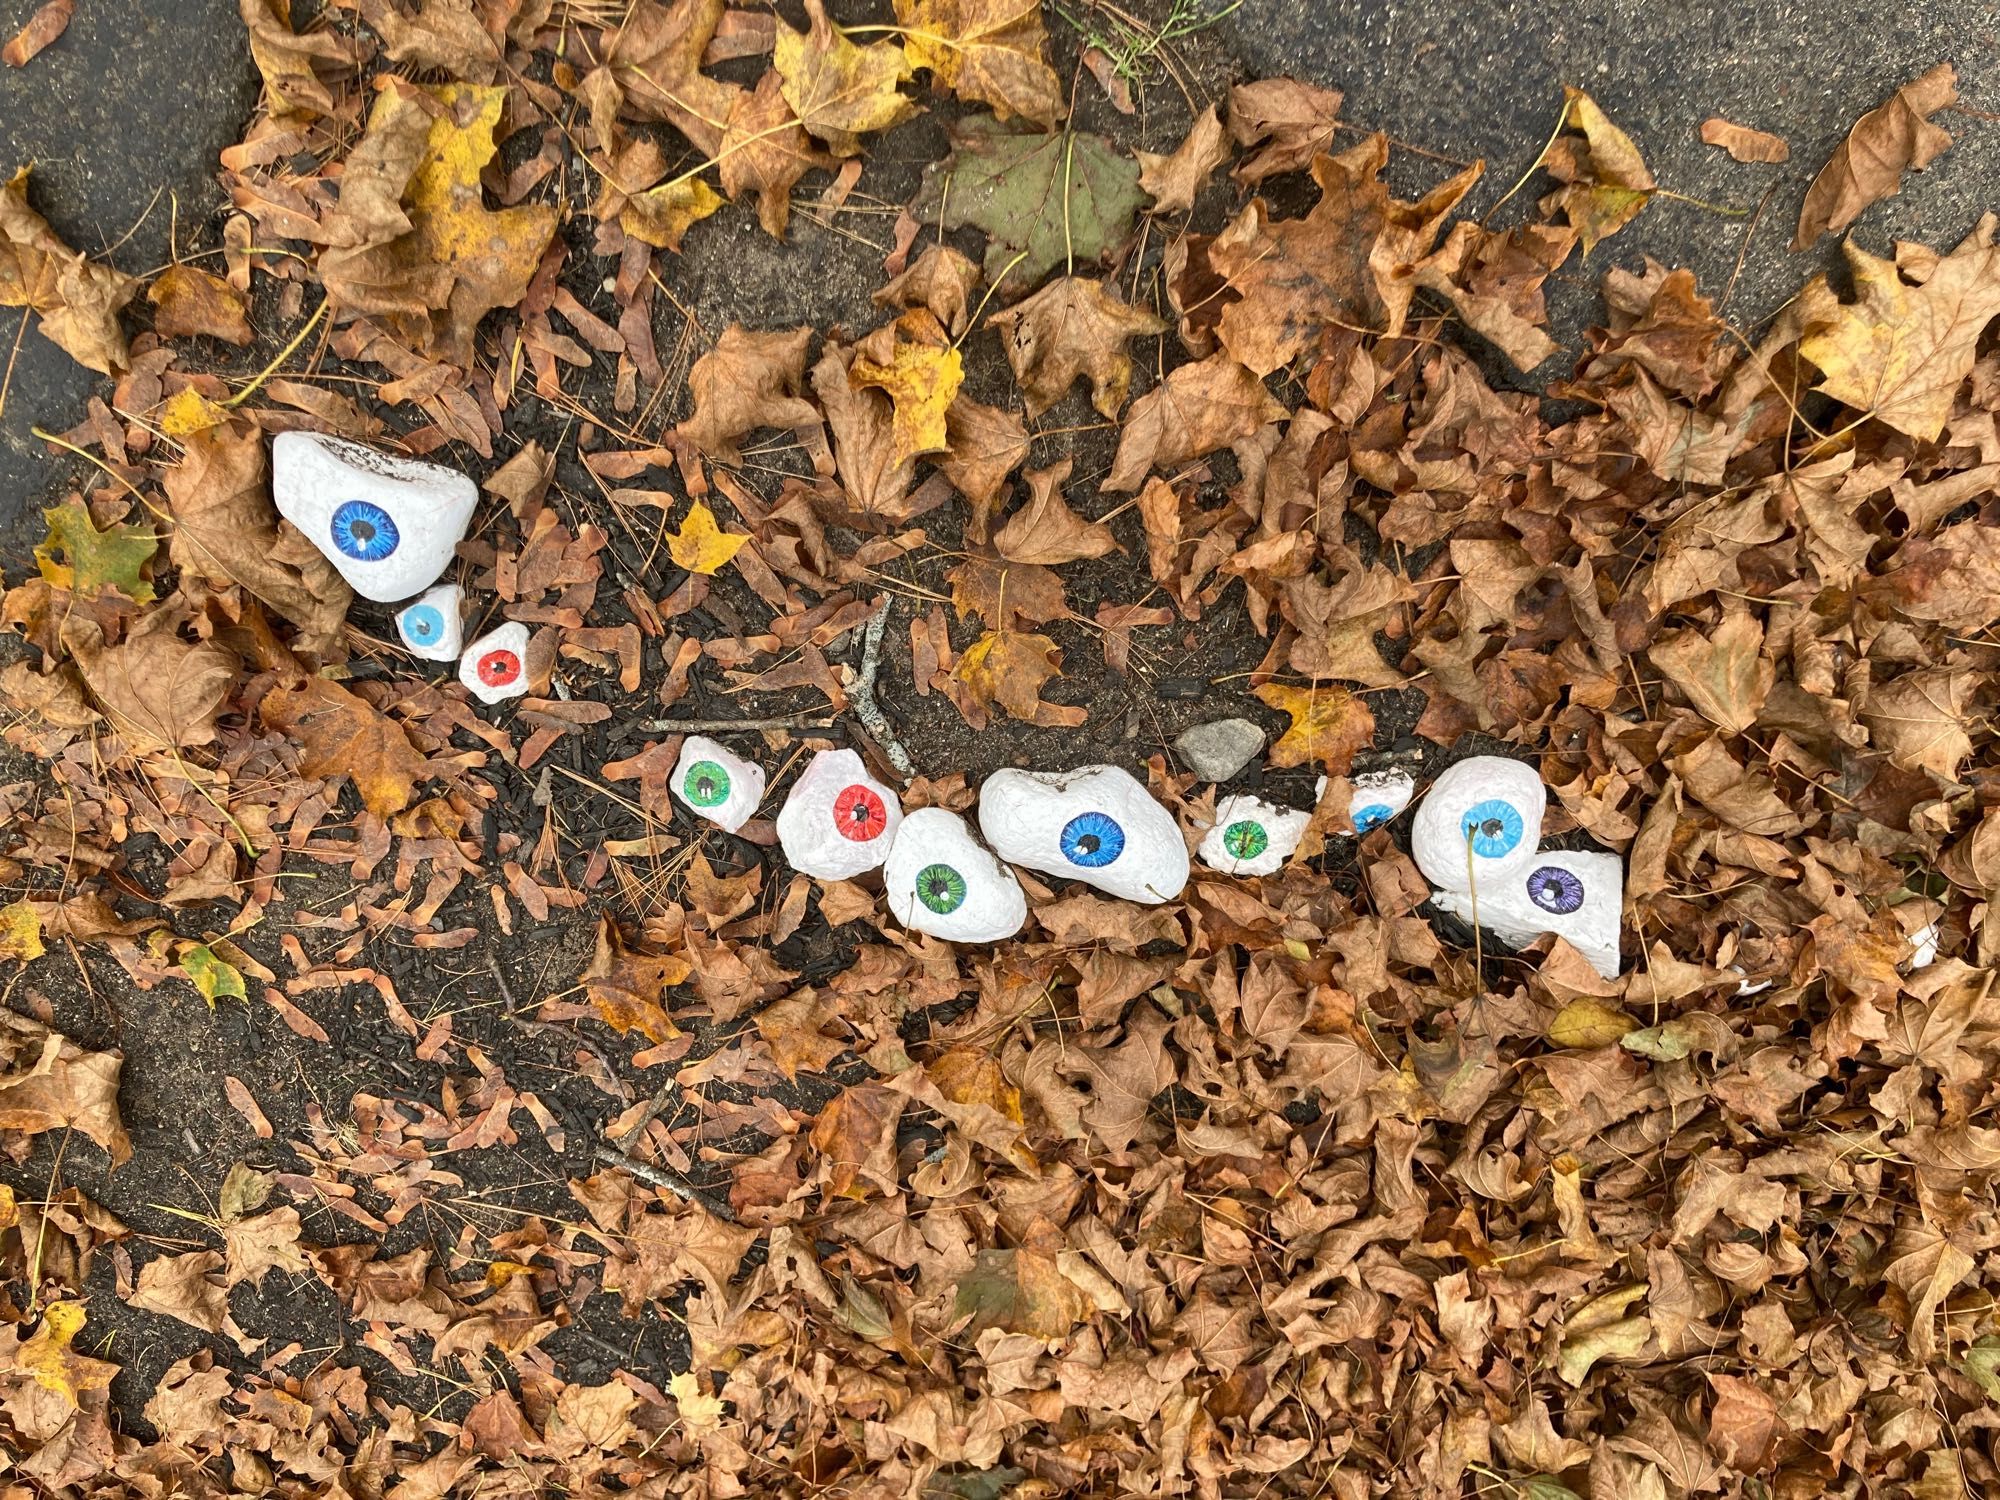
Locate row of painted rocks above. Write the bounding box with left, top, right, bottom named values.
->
left=270, top=433, right=530, bottom=705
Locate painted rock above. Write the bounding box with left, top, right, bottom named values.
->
left=459, top=621, right=530, bottom=704
left=1344, top=769, right=1415, bottom=834
left=1411, top=755, right=1546, bottom=893
left=883, top=807, right=1026, bottom=942
left=271, top=431, right=478, bottom=603
left=776, top=748, right=903, bottom=879
left=1197, top=793, right=1309, bottom=877
left=396, top=582, right=463, bottom=661
left=1431, top=848, right=1623, bottom=978
left=670, top=735, right=766, bottom=833
left=978, top=764, right=1188, bottom=904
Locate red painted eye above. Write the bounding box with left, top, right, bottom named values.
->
left=832, top=783, right=886, bottom=842
left=477, top=650, right=521, bottom=687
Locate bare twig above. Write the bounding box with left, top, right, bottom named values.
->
left=851, top=596, right=915, bottom=779
left=646, top=714, right=837, bottom=732
left=592, top=1144, right=738, bottom=1222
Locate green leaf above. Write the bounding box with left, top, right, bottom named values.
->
left=35, top=497, right=157, bottom=603
left=218, top=1161, right=273, bottom=1223
left=179, top=944, right=246, bottom=1007
left=0, top=900, right=44, bottom=962
left=921, top=1468, right=1029, bottom=1500
left=952, top=1247, right=1089, bottom=1338
left=1519, top=1479, right=1584, bottom=1500
left=1964, top=1335, right=2000, bottom=1400
left=915, top=116, right=1143, bottom=296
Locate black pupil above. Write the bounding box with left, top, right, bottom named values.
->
left=697, top=778, right=714, bottom=796
left=928, top=876, right=949, bottom=895
left=1077, top=834, right=1100, bottom=854
left=1480, top=818, right=1504, bottom=837
left=351, top=518, right=375, bottom=542
left=851, top=805, right=870, bottom=822
left=1543, top=881, right=1559, bottom=898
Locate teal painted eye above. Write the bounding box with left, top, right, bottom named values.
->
left=1461, top=799, right=1524, bottom=858
left=1060, top=811, right=1125, bottom=868
left=1222, top=821, right=1268, bottom=859
left=1353, top=802, right=1392, bottom=831
left=916, top=863, right=966, bottom=914
left=684, top=761, right=731, bottom=808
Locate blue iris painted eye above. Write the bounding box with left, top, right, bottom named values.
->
left=1460, top=799, right=1524, bottom=858
left=401, top=603, right=443, bottom=642
left=1527, top=866, right=1585, bottom=915
left=1353, top=802, right=1393, bottom=832
left=1059, top=811, right=1125, bottom=868
left=330, top=500, right=400, bottom=562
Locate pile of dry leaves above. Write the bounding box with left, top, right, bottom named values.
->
left=1, top=3, right=1998, bottom=1497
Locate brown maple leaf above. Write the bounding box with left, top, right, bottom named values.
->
left=893, top=0, right=1063, bottom=128
left=936, top=397, right=1030, bottom=540
left=989, top=275, right=1165, bottom=419
left=63, top=606, right=237, bottom=750
left=873, top=244, right=982, bottom=336
left=1794, top=62, right=1955, bottom=249
left=810, top=341, right=918, bottom=521
left=1228, top=77, right=1342, bottom=183
left=598, top=0, right=742, bottom=155
left=260, top=674, right=433, bottom=818
left=951, top=629, right=1087, bottom=728
left=581, top=918, right=691, bottom=1044
left=0, top=1013, right=131, bottom=1165
left=775, top=0, right=917, bottom=156
left=0, top=166, right=137, bottom=375
left=1700, top=118, right=1788, bottom=164
left=947, top=551, right=1067, bottom=629
left=1106, top=353, right=1283, bottom=491
left=148, top=265, right=252, bottom=346
left=679, top=325, right=821, bottom=461
left=1136, top=103, right=1231, bottom=215
left=718, top=71, right=824, bottom=238
left=992, top=459, right=1117, bottom=565
left=809, top=1081, right=904, bottom=1199
left=1541, top=88, right=1654, bottom=254
left=1648, top=609, right=1773, bottom=735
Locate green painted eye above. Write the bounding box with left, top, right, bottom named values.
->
left=1222, top=820, right=1269, bottom=859
left=684, top=760, right=731, bottom=808
left=915, top=863, right=967, bottom=915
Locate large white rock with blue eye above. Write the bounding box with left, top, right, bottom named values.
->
left=458, top=620, right=530, bottom=704
left=977, top=764, right=1188, bottom=904
left=271, top=431, right=478, bottom=603
left=396, top=582, right=463, bottom=661
left=1344, top=769, right=1415, bottom=835
left=776, top=748, right=902, bottom=879
left=1412, top=755, right=1546, bottom=893
left=1431, top=848, right=1623, bottom=978
left=883, top=807, right=1026, bottom=942
left=669, top=734, right=766, bottom=833
left=1198, top=793, right=1308, bottom=877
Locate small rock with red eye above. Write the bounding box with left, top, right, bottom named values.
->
left=458, top=621, right=531, bottom=705
left=776, top=748, right=904, bottom=879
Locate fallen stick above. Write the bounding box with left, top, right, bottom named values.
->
left=647, top=714, right=838, bottom=732
left=851, top=595, right=915, bottom=778
left=592, top=1143, right=739, bottom=1222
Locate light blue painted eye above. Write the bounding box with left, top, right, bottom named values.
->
left=1353, top=802, right=1393, bottom=831
left=330, top=500, right=400, bottom=561
left=1059, top=811, right=1125, bottom=868
left=1461, top=799, right=1524, bottom=858
left=401, top=603, right=443, bottom=642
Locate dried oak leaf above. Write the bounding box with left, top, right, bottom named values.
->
left=582, top=918, right=691, bottom=1044
left=147, top=265, right=253, bottom=345
left=873, top=244, right=982, bottom=336
left=993, top=459, right=1116, bottom=564
left=1541, top=88, right=1654, bottom=254
left=719, top=71, right=823, bottom=238
left=1797, top=214, right=2000, bottom=442
left=915, top=113, right=1143, bottom=294
left=35, top=497, right=156, bottom=603
left=989, top=275, right=1165, bottom=418
left=1794, top=62, right=1955, bottom=249
left=774, top=0, right=916, bottom=156
left=850, top=310, right=963, bottom=462
left=680, top=324, right=821, bottom=461
left=1136, top=103, right=1231, bottom=215
left=1647, top=609, right=1773, bottom=735
left=3, top=0, right=71, bottom=67
left=665, top=500, right=750, bottom=576
left=1255, top=682, right=1375, bottom=774
left=1228, top=77, right=1342, bottom=183
left=598, top=0, right=741, bottom=155
left=0, top=1015, right=131, bottom=1165
left=1106, top=353, right=1283, bottom=492
left=260, top=674, right=433, bottom=818
left=893, top=0, right=1063, bottom=128
left=316, top=82, right=558, bottom=367
left=0, top=166, right=137, bottom=374
left=165, top=420, right=352, bottom=657
left=952, top=629, right=1087, bottom=728
left=1700, top=118, right=1788, bottom=164
left=64, top=607, right=237, bottom=750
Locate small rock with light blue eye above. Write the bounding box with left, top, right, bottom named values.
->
left=272, top=431, right=478, bottom=602
left=1340, top=769, right=1414, bottom=836
left=979, top=764, right=1188, bottom=904
left=1411, top=755, right=1546, bottom=892
left=396, top=583, right=464, bottom=662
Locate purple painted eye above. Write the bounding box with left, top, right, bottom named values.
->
left=1527, top=865, right=1584, bottom=915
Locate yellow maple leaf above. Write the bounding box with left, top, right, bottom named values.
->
left=850, top=336, right=962, bottom=463
left=1255, top=682, right=1376, bottom=774
left=620, top=177, right=724, bottom=252
left=892, top=0, right=1063, bottom=127
left=0, top=899, right=46, bottom=962
left=667, top=501, right=750, bottom=576
left=952, top=629, right=1086, bottom=728
left=158, top=385, right=230, bottom=439
left=669, top=1370, right=726, bottom=1433
left=775, top=0, right=917, bottom=156
left=16, top=1302, right=118, bottom=1409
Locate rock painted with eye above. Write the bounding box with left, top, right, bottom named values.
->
left=1197, top=793, right=1309, bottom=877
left=458, top=621, right=530, bottom=705
left=776, top=748, right=903, bottom=879
left=1411, top=756, right=1546, bottom=893
left=271, top=432, right=478, bottom=602
left=1344, top=769, right=1415, bottom=835
left=883, top=807, right=1027, bottom=942
left=396, top=583, right=464, bottom=661
left=670, top=735, right=766, bottom=833
left=978, top=764, right=1188, bottom=904
left=1431, top=848, right=1623, bottom=978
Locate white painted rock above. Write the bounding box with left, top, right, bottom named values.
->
left=458, top=621, right=530, bottom=704
left=1198, top=794, right=1309, bottom=877
left=776, top=748, right=902, bottom=879
left=396, top=583, right=463, bottom=661
left=670, top=735, right=766, bottom=833
left=1344, top=769, right=1415, bottom=835
left=271, top=431, right=478, bottom=603
left=883, top=807, right=1026, bottom=942
left=1412, top=756, right=1546, bottom=893
left=1432, top=848, right=1623, bottom=978
left=978, top=764, right=1189, bottom=904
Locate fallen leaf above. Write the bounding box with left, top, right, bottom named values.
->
left=1255, top=682, right=1375, bottom=774
left=850, top=314, right=964, bottom=461
left=35, top=497, right=157, bottom=604
left=65, top=607, right=238, bottom=751
left=1542, top=88, right=1654, bottom=254
left=131, top=1250, right=229, bottom=1334
left=223, top=1209, right=308, bottom=1288
left=1863, top=667, right=1975, bottom=780
left=260, top=674, right=433, bottom=818
left=1228, top=77, right=1342, bottom=182
left=916, top=114, right=1143, bottom=294
left=599, top=0, right=742, bottom=155
left=240, top=0, right=351, bottom=120
left=1137, top=104, right=1230, bottom=215
left=1699, top=118, right=1788, bottom=164
left=9, top=1303, right=115, bottom=1408
left=1549, top=998, right=1639, bottom=1049
left=668, top=1370, right=727, bottom=1433
left=718, top=71, right=822, bottom=238
left=989, top=275, right=1165, bottom=418
left=1647, top=609, right=1773, bottom=735
left=810, top=1081, right=904, bottom=1198
left=180, top=945, right=247, bottom=1007
left=992, top=460, right=1116, bottom=564
left=666, top=500, right=752, bottom=576
left=937, top=397, right=1029, bottom=535
left=0, top=165, right=137, bottom=374
left=953, top=629, right=1088, bottom=728
left=679, top=324, right=820, bottom=461
left=582, top=919, right=690, bottom=1044
left=954, top=1248, right=1090, bottom=1337
left=1557, top=1284, right=1651, bottom=1385
left=1106, top=353, right=1283, bottom=491
left=147, top=265, right=253, bottom=345
left=812, top=342, right=917, bottom=520
left=0, top=1016, right=131, bottom=1164
left=0, top=901, right=45, bottom=962
left=1794, top=62, right=1955, bottom=249
left=893, top=0, right=1063, bottom=127
left=621, top=173, right=725, bottom=251
left=874, top=244, right=982, bottom=336
left=1799, top=213, right=2000, bottom=441
left=3, top=0, right=72, bottom=67
left=775, top=0, right=916, bottom=156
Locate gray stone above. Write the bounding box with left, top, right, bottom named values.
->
left=1174, top=718, right=1267, bottom=782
